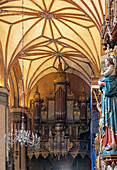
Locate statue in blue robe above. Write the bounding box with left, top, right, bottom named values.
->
left=98, top=56, right=117, bottom=151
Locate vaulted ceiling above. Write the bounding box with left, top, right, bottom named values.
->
left=0, top=0, right=106, bottom=105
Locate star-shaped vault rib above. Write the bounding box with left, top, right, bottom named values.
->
left=0, top=0, right=105, bottom=90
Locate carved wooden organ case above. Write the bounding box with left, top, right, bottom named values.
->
left=27, top=66, right=91, bottom=160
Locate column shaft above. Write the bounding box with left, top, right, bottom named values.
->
left=0, top=87, right=9, bottom=170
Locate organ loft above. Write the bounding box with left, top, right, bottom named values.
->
left=0, top=0, right=117, bottom=170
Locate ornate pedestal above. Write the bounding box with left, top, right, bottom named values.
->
left=101, top=150, right=117, bottom=169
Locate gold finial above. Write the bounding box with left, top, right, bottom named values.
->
left=35, top=85, right=38, bottom=93
left=79, top=86, right=88, bottom=101
left=54, top=63, right=66, bottom=84
left=33, top=85, right=40, bottom=100
left=58, top=62, right=63, bottom=72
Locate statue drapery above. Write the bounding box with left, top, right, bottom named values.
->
left=100, top=75, right=117, bottom=150
left=99, top=56, right=117, bottom=152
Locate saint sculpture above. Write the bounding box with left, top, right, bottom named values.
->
left=98, top=56, right=117, bottom=152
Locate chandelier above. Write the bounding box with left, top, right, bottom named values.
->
left=4, top=0, right=40, bottom=148
left=4, top=128, right=40, bottom=148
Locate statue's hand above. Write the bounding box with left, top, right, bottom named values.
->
left=98, top=80, right=102, bottom=85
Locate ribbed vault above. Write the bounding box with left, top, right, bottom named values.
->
left=0, top=0, right=106, bottom=104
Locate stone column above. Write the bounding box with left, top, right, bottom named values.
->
left=0, top=87, right=9, bottom=170
left=10, top=107, right=27, bottom=170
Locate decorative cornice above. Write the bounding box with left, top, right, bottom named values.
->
left=0, top=87, right=9, bottom=95
left=10, top=107, right=27, bottom=122
left=9, top=107, right=28, bottom=114
left=0, top=87, right=9, bottom=106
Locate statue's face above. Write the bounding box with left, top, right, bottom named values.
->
left=105, top=59, right=110, bottom=67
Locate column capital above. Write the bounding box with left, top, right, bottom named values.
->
left=0, top=87, right=9, bottom=106
left=0, top=87, right=9, bottom=94
left=10, top=107, right=27, bottom=123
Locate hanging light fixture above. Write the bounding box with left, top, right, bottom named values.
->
left=4, top=0, right=40, bottom=148
left=4, top=129, right=40, bottom=147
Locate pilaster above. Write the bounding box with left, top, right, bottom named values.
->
left=10, top=107, right=27, bottom=170
left=0, top=87, right=9, bottom=170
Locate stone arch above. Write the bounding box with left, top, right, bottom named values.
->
left=8, top=60, right=23, bottom=107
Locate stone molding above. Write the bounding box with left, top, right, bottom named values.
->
left=0, top=87, right=9, bottom=106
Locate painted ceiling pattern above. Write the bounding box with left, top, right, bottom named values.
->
left=0, top=0, right=106, bottom=92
